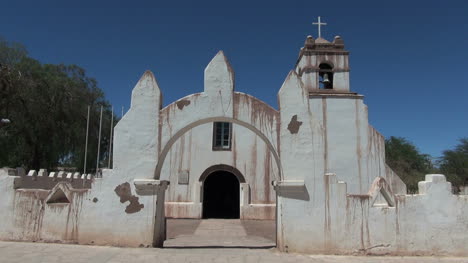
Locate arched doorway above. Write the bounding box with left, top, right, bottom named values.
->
left=202, top=170, right=240, bottom=219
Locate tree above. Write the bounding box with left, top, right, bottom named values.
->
left=385, top=136, right=434, bottom=193
left=439, top=138, right=468, bottom=191
left=0, top=37, right=116, bottom=173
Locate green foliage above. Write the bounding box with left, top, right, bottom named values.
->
left=0, top=37, right=116, bottom=172
left=385, top=136, right=434, bottom=193
left=439, top=138, right=468, bottom=190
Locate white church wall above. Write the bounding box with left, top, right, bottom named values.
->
left=332, top=71, right=350, bottom=92
left=0, top=71, right=166, bottom=247
left=275, top=70, right=468, bottom=255
left=113, top=71, right=161, bottom=181
left=155, top=52, right=281, bottom=186
left=277, top=70, right=327, bottom=251
left=0, top=51, right=281, bottom=247
left=309, top=96, right=375, bottom=194
left=276, top=171, right=468, bottom=255
left=154, top=52, right=280, bottom=220
left=161, top=115, right=277, bottom=220
left=307, top=96, right=402, bottom=195
left=310, top=96, right=361, bottom=191
left=336, top=174, right=468, bottom=256
left=0, top=168, right=158, bottom=247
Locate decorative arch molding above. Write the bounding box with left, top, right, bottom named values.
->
left=199, top=164, right=246, bottom=183
left=154, top=115, right=282, bottom=181
left=154, top=90, right=281, bottom=182
left=318, top=60, right=335, bottom=69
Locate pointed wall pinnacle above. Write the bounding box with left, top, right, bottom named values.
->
left=204, top=51, right=235, bottom=94
left=131, top=70, right=162, bottom=109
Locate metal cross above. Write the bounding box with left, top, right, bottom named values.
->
left=312, top=16, right=327, bottom=38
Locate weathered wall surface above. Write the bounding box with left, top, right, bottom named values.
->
left=155, top=52, right=281, bottom=184
left=275, top=71, right=468, bottom=256
left=308, top=96, right=392, bottom=194
left=321, top=173, right=468, bottom=256
left=0, top=51, right=280, bottom=247
left=162, top=122, right=277, bottom=219
left=0, top=71, right=164, bottom=247
left=156, top=51, right=280, bottom=220
left=113, top=70, right=161, bottom=181
left=275, top=170, right=468, bottom=255
left=0, top=168, right=157, bottom=247
left=277, top=70, right=326, bottom=250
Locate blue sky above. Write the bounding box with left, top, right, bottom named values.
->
left=1, top=0, right=467, bottom=159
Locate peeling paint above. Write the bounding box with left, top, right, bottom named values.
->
left=114, top=182, right=144, bottom=214
left=176, top=99, right=191, bottom=110
left=287, top=115, right=302, bottom=134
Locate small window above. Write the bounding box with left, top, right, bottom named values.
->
left=212, top=122, right=232, bottom=150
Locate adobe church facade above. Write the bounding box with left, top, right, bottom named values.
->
left=153, top=35, right=407, bottom=220
left=0, top=34, right=467, bottom=255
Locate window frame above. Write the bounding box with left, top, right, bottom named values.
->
left=212, top=122, right=232, bottom=151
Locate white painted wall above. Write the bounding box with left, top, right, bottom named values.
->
left=0, top=70, right=164, bottom=247
left=0, top=51, right=280, bottom=248
left=308, top=96, right=391, bottom=194
left=321, top=173, right=468, bottom=256
left=162, top=123, right=277, bottom=219
left=275, top=69, right=468, bottom=256
left=0, top=168, right=158, bottom=247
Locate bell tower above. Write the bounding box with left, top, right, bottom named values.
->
left=295, top=35, right=350, bottom=93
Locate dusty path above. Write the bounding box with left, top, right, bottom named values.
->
left=0, top=240, right=467, bottom=263
left=1, top=220, right=467, bottom=262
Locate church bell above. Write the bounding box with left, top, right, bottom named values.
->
left=322, top=73, right=330, bottom=83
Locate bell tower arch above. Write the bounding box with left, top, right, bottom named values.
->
left=295, top=35, right=350, bottom=92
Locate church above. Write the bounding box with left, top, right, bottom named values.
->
left=156, top=33, right=405, bottom=221
left=0, top=25, right=467, bottom=255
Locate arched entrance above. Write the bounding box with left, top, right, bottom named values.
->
left=202, top=170, right=240, bottom=219
left=164, top=166, right=276, bottom=249
left=152, top=93, right=282, bottom=247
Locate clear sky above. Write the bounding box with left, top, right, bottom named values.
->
left=2, top=0, right=467, bottom=159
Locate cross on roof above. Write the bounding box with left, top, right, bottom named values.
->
left=312, top=16, right=327, bottom=38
